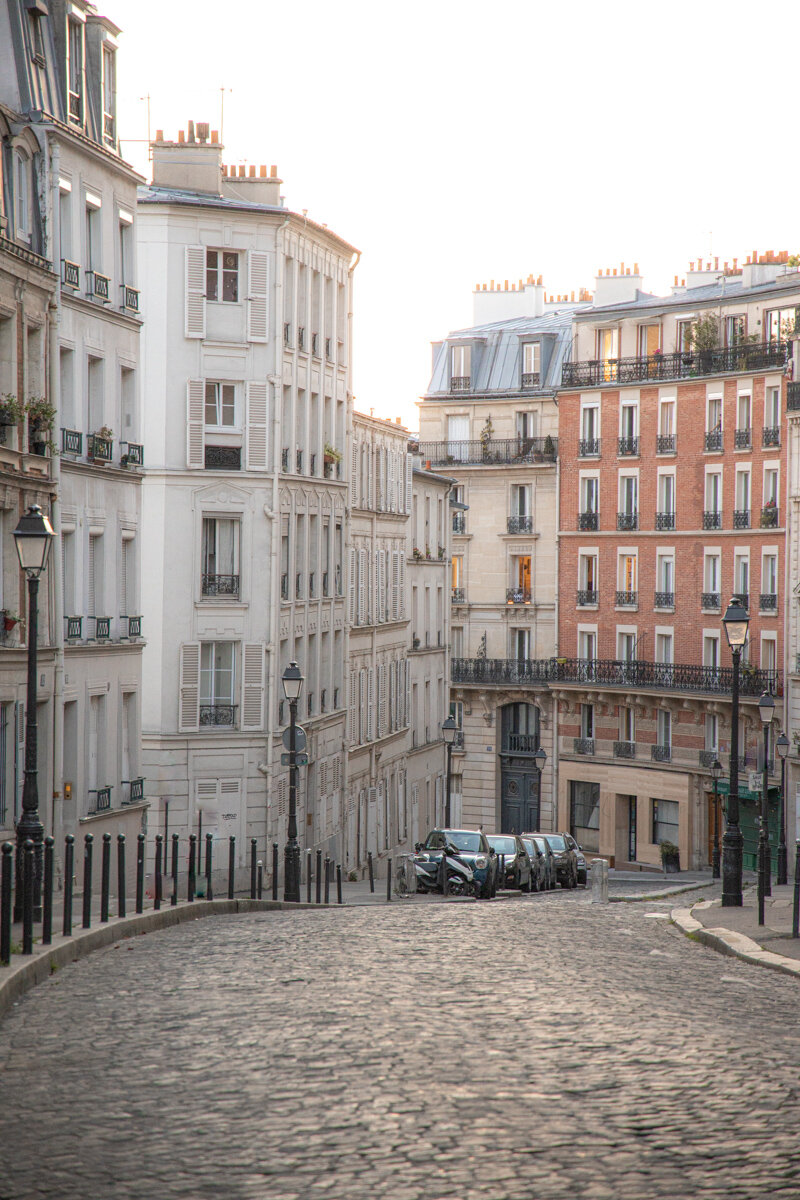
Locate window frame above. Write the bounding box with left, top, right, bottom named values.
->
left=206, top=249, right=240, bottom=304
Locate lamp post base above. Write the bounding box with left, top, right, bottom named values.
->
left=721, top=824, right=743, bottom=907
left=284, top=841, right=300, bottom=903
left=777, top=842, right=788, bottom=887
left=711, top=846, right=721, bottom=881
left=13, top=815, right=44, bottom=923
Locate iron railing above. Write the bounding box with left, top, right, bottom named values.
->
left=451, top=587, right=466, bottom=603
left=701, top=592, right=720, bottom=610
left=699, top=750, right=718, bottom=767
left=574, top=737, right=594, bottom=755
left=121, top=284, right=139, bottom=312
left=122, top=442, right=143, bottom=466
left=733, top=510, right=750, bottom=529
left=452, top=512, right=465, bottom=534
left=416, top=436, right=557, bottom=466
left=787, top=382, right=800, bottom=411
left=92, top=617, right=111, bottom=640
left=614, top=741, right=636, bottom=759
left=763, top=426, right=780, bottom=447
left=451, top=658, right=553, bottom=686
left=618, top=436, right=639, bottom=456
left=760, top=593, right=778, bottom=612
left=87, top=434, right=113, bottom=462
left=521, top=373, right=540, bottom=389
left=578, top=438, right=600, bottom=456
left=760, top=505, right=779, bottom=528
left=578, top=511, right=598, bottom=530
left=703, top=511, right=722, bottom=529
left=200, top=704, right=237, bottom=727
left=705, top=430, right=723, bottom=452
left=656, top=434, right=676, bottom=454
left=562, top=342, right=787, bottom=387
left=127, top=778, right=145, bottom=804
left=451, top=656, right=782, bottom=696
left=506, top=588, right=532, bottom=605
left=577, top=590, right=598, bottom=606
left=617, top=512, right=638, bottom=531
left=281, top=448, right=289, bottom=471
left=65, top=616, right=82, bottom=639
left=450, top=376, right=471, bottom=391
left=734, top=428, right=752, bottom=449
left=651, top=744, right=671, bottom=762
left=507, top=515, right=533, bottom=534
left=202, top=574, right=240, bottom=598
left=90, top=786, right=112, bottom=812
left=655, top=512, right=675, bottom=531
left=280, top=573, right=288, bottom=600
left=61, top=428, right=82, bottom=455
left=615, top=591, right=637, bottom=607
left=453, top=730, right=465, bottom=749
left=504, top=732, right=540, bottom=754
left=61, top=259, right=80, bottom=289
left=87, top=271, right=110, bottom=302
left=127, top=616, right=142, bottom=638
left=205, top=446, right=241, bottom=471
left=737, top=593, right=750, bottom=610
left=654, top=591, right=674, bottom=608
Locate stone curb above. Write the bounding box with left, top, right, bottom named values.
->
left=610, top=880, right=716, bottom=903
left=670, top=905, right=800, bottom=980
left=0, top=898, right=330, bottom=1019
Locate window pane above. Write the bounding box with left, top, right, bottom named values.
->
left=206, top=250, right=218, bottom=301
left=221, top=384, right=235, bottom=425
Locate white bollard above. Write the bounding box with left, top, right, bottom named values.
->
left=591, top=858, right=609, bottom=904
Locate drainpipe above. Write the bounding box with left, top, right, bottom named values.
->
left=341, top=249, right=360, bottom=865
left=48, top=136, right=64, bottom=858
left=552, top=426, right=560, bottom=829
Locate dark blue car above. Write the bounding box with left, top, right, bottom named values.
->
left=420, top=828, right=498, bottom=899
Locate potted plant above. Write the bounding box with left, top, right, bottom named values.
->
left=323, top=442, right=342, bottom=465
left=3, top=611, right=22, bottom=633
left=0, top=394, right=25, bottom=427
left=543, top=434, right=555, bottom=460
left=413, top=547, right=423, bottom=561
left=659, top=840, right=680, bottom=873
left=25, top=397, right=56, bottom=455
left=480, top=416, right=493, bottom=461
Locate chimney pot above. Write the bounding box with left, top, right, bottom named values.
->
left=270, top=165, right=277, bottom=178
left=613, top=269, right=617, bottom=276
left=178, top=130, right=185, bottom=143
left=211, top=130, right=219, bottom=144
left=155, top=128, right=164, bottom=142
left=260, top=165, right=267, bottom=178
left=238, top=165, right=245, bottom=178
left=634, top=262, right=639, bottom=274
left=249, top=165, right=256, bottom=177
left=187, top=120, right=195, bottom=142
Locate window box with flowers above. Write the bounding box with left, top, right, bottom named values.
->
left=26, top=397, right=56, bottom=456
left=0, top=394, right=25, bottom=443
left=88, top=425, right=114, bottom=463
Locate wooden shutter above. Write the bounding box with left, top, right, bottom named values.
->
left=358, top=549, right=367, bottom=625
left=404, top=658, right=410, bottom=728
left=348, top=548, right=356, bottom=626
left=405, top=455, right=412, bottom=514
left=185, top=245, right=206, bottom=338
left=247, top=250, right=268, bottom=342
left=389, top=660, right=396, bottom=731
left=391, top=551, right=400, bottom=621
left=179, top=643, right=200, bottom=731
left=351, top=440, right=359, bottom=506
left=240, top=642, right=265, bottom=730
left=349, top=670, right=357, bottom=743
left=246, top=381, right=268, bottom=470
left=359, top=669, right=367, bottom=744
left=373, top=549, right=380, bottom=625
left=186, top=379, right=205, bottom=469
left=377, top=663, right=386, bottom=738
left=367, top=668, right=375, bottom=741
left=87, top=535, right=96, bottom=616
left=399, top=550, right=405, bottom=620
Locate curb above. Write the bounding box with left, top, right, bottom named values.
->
left=610, top=880, right=716, bottom=903
left=670, top=905, right=800, bottom=980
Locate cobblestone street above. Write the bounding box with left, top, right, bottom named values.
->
left=2, top=892, right=800, bottom=1200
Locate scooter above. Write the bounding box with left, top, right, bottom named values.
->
left=413, top=843, right=474, bottom=896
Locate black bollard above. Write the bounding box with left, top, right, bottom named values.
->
left=171, top=833, right=178, bottom=906
left=117, top=834, right=126, bottom=918
left=205, top=832, right=213, bottom=901
left=323, top=856, right=329, bottom=904
left=1, top=842, right=12, bottom=964
left=154, top=835, right=163, bottom=911
left=316, top=849, right=322, bottom=904
left=368, top=851, right=374, bottom=894
left=82, top=834, right=93, bottom=929
left=188, top=834, right=196, bottom=902
left=306, top=850, right=312, bottom=903
left=793, top=841, right=800, bottom=940
left=136, top=833, right=145, bottom=914
left=337, top=863, right=343, bottom=904
left=42, top=836, right=54, bottom=946
left=228, top=836, right=235, bottom=900
left=386, top=858, right=392, bottom=903
left=249, top=839, right=257, bottom=900
left=63, top=835, right=74, bottom=936
left=499, top=854, right=505, bottom=891
left=273, top=842, right=279, bottom=902
left=100, top=833, right=111, bottom=922
left=22, top=839, right=34, bottom=954
left=441, top=848, right=449, bottom=898
left=257, top=861, right=263, bottom=899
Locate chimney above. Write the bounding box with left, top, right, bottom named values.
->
left=151, top=121, right=223, bottom=194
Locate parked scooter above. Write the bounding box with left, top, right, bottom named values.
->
left=413, top=842, right=475, bottom=896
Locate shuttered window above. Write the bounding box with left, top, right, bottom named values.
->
left=240, top=642, right=265, bottom=730
left=247, top=250, right=268, bottom=342
left=185, top=245, right=206, bottom=338
left=246, top=381, right=268, bottom=470
left=186, top=379, right=205, bottom=468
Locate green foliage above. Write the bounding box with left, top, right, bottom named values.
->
left=685, top=313, right=720, bottom=353
left=25, top=396, right=56, bottom=428
left=0, top=393, right=25, bottom=423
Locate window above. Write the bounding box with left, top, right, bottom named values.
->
left=29, top=11, right=45, bottom=64
left=578, top=553, right=597, bottom=601
left=618, top=632, right=637, bottom=662
left=509, top=555, right=531, bottom=602
left=206, top=250, right=239, bottom=303
left=88, top=533, right=102, bottom=618
left=735, top=468, right=750, bottom=513
left=119, top=217, right=133, bottom=285
left=200, top=642, right=236, bottom=715
left=657, top=473, right=675, bottom=516
left=703, top=553, right=720, bottom=606
left=705, top=471, right=722, bottom=514
left=736, top=393, right=751, bottom=438
left=580, top=404, right=599, bottom=443
left=765, top=306, right=799, bottom=342
left=763, top=467, right=779, bottom=506
left=205, top=381, right=236, bottom=427
left=516, top=411, right=538, bottom=440
left=85, top=201, right=100, bottom=272
left=446, top=414, right=469, bottom=459
left=102, top=45, right=115, bottom=140
left=707, top=394, right=722, bottom=433
left=202, top=518, right=240, bottom=596
left=522, top=342, right=540, bottom=379
left=67, top=19, right=83, bottom=119
left=656, top=554, right=674, bottom=596
left=652, top=798, right=679, bottom=846
left=726, top=315, right=746, bottom=346
left=703, top=635, right=720, bottom=670
left=450, top=344, right=471, bottom=382
left=451, top=626, right=463, bottom=658
left=511, top=484, right=530, bottom=516
left=596, top=328, right=619, bottom=360
left=765, top=385, right=780, bottom=430
left=705, top=714, right=718, bottom=753
left=619, top=706, right=635, bottom=743
left=656, top=633, right=673, bottom=663
left=734, top=553, right=749, bottom=605
left=761, top=636, right=777, bottom=677
left=451, top=554, right=463, bottom=592
left=659, top=399, right=675, bottom=436
left=618, top=553, right=637, bottom=597
left=581, top=476, right=599, bottom=513
left=677, top=320, right=693, bottom=353
left=638, top=324, right=660, bottom=356
left=619, top=475, right=638, bottom=514
left=512, top=628, right=530, bottom=659
left=657, top=709, right=672, bottom=748
left=620, top=403, right=638, bottom=439
left=59, top=186, right=72, bottom=262
left=762, top=554, right=778, bottom=603
left=14, top=152, right=29, bottom=239
left=570, top=780, right=599, bottom=854
left=581, top=704, right=594, bottom=739
left=578, top=630, right=596, bottom=660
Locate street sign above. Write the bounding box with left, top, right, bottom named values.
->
left=749, top=771, right=763, bottom=794
left=282, top=725, right=307, bottom=752
left=281, top=752, right=308, bottom=766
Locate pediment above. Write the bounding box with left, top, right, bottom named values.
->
left=194, top=481, right=251, bottom=506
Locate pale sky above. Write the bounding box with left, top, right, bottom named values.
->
left=112, top=0, right=800, bottom=431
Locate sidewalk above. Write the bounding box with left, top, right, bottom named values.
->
left=672, top=883, right=800, bottom=979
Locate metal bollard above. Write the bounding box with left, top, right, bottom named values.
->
left=154, top=835, right=163, bottom=911
left=273, top=843, right=280, bottom=902
left=1, top=842, right=12, bottom=964
left=22, top=839, right=34, bottom=954
left=117, top=834, right=126, bottom=919
left=368, top=851, right=375, bottom=894
left=205, top=832, right=213, bottom=901
left=136, top=833, right=145, bottom=914
left=316, top=849, right=322, bottom=904
left=188, top=834, right=196, bottom=902
left=257, top=861, right=263, bottom=900
left=228, top=836, right=235, bottom=900
left=82, top=834, right=93, bottom=929
left=386, top=858, right=392, bottom=902
left=250, top=839, right=257, bottom=899
left=324, top=856, right=330, bottom=904
left=337, top=863, right=343, bottom=904
left=42, top=836, right=54, bottom=945
left=306, top=849, right=312, bottom=903
left=793, top=841, right=800, bottom=940
left=499, top=854, right=505, bottom=891
left=171, top=833, right=178, bottom=907
left=591, top=858, right=609, bottom=904
left=100, top=833, right=111, bottom=922
left=441, top=849, right=448, bottom=898
left=63, top=835, right=74, bottom=936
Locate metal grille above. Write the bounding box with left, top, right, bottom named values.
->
left=617, top=512, right=638, bottom=531
left=701, top=592, right=720, bottom=610
left=704, top=430, right=723, bottom=452
left=733, top=428, right=752, bottom=449
left=417, top=436, right=557, bottom=465
left=762, top=426, right=780, bottom=447
left=65, top=616, right=82, bottom=639
left=62, top=259, right=80, bottom=289
left=507, top=515, right=533, bottom=534
left=651, top=745, right=671, bottom=762
left=128, top=616, right=142, bottom=637
left=578, top=511, right=598, bottom=531
left=93, top=617, right=111, bottom=639
left=576, top=590, right=598, bottom=606
left=202, top=574, right=240, bottom=598
left=204, top=445, right=241, bottom=470
left=574, top=738, right=594, bottom=755
left=614, top=741, right=636, bottom=759
left=703, top=511, right=722, bottom=529
left=654, top=591, right=674, bottom=607
left=732, top=510, right=750, bottom=529
left=656, top=434, right=676, bottom=453
left=450, top=376, right=471, bottom=391
left=88, top=434, right=112, bottom=462
left=122, top=285, right=139, bottom=312
left=506, top=588, right=532, bottom=604
left=760, top=505, right=779, bottom=528
left=788, top=382, right=800, bottom=411
left=61, top=428, right=82, bottom=455
left=760, top=593, right=778, bottom=611
left=200, top=705, right=237, bottom=727
left=521, top=373, right=540, bottom=389
left=578, top=438, right=600, bottom=456
left=451, top=587, right=466, bottom=603
left=615, top=591, right=637, bottom=607
left=617, top=436, right=639, bottom=456
left=124, top=442, right=144, bottom=465
left=655, top=512, right=675, bottom=530
left=562, top=342, right=787, bottom=387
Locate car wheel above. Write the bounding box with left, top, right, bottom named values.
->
left=571, top=867, right=579, bottom=889
left=578, top=870, right=587, bottom=887
left=522, top=872, right=531, bottom=893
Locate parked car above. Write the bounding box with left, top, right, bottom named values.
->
left=419, top=829, right=498, bottom=899
left=487, top=834, right=533, bottom=892
left=524, top=834, right=558, bottom=890
left=562, top=833, right=588, bottom=886
left=520, top=836, right=547, bottom=892
left=529, top=831, right=578, bottom=888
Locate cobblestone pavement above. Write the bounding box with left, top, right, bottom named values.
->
left=1, top=893, right=800, bottom=1200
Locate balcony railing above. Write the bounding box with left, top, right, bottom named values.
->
left=760, top=504, right=779, bottom=528
left=615, top=590, right=637, bottom=607
left=295, top=573, right=302, bottom=599
left=311, top=332, right=319, bottom=356
left=521, top=373, right=540, bottom=389
left=125, top=778, right=145, bottom=804
left=202, top=574, right=240, bottom=598
left=614, top=741, right=636, bottom=759
left=618, top=436, right=639, bottom=456
left=200, top=704, right=237, bottom=727
left=416, top=436, right=557, bottom=467
left=705, top=429, right=723, bottom=452
left=562, top=342, right=788, bottom=387
left=699, top=749, right=718, bottom=767
left=617, top=512, right=638, bottom=531
left=296, top=450, right=303, bottom=473
left=281, top=448, right=289, bottom=472
left=507, top=515, right=533, bottom=534
left=734, top=428, right=752, bottom=449
left=205, top=446, right=241, bottom=471
left=91, top=616, right=111, bottom=640
left=87, top=434, right=113, bottom=462
left=451, top=656, right=782, bottom=697
left=504, top=732, right=540, bottom=754
left=121, top=442, right=143, bottom=466
left=703, top=511, right=722, bottom=530
left=298, top=327, right=305, bottom=351
left=574, top=737, right=594, bottom=755
left=655, top=511, right=675, bottom=531
left=788, top=382, right=800, bottom=412
left=506, top=588, right=532, bottom=605
left=87, top=271, right=110, bottom=302
left=65, top=616, right=82, bottom=639
left=763, top=426, right=780, bottom=448
left=654, top=591, right=674, bottom=608
left=453, top=729, right=465, bottom=749
left=452, top=512, right=465, bottom=534
left=61, top=428, right=82, bottom=455
left=656, top=434, right=676, bottom=454
left=451, top=587, right=466, bottom=604
left=736, top=592, right=749, bottom=611
left=578, top=511, right=598, bottom=531
left=701, top=592, right=720, bottom=610
left=577, top=589, right=598, bottom=606
left=61, top=259, right=80, bottom=289
left=760, top=593, right=778, bottom=612
left=89, top=786, right=112, bottom=813
left=733, top=509, right=750, bottom=529
left=280, top=573, right=288, bottom=600
left=651, top=744, right=671, bottom=762
left=450, top=376, right=471, bottom=392
left=284, top=323, right=291, bottom=346
left=578, top=438, right=600, bottom=457
left=121, top=284, right=139, bottom=312
left=127, top=616, right=142, bottom=638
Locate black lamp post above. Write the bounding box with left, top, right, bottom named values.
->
left=534, top=747, right=547, bottom=825
left=12, top=504, right=55, bottom=922
left=721, top=596, right=748, bottom=907
left=442, top=717, right=457, bottom=828
left=757, top=691, right=775, bottom=923
left=711, top=758, right=722, bottom=880
left=777, top=732, right=790, bottom=886
left=282, top=661, right=303, bottom=903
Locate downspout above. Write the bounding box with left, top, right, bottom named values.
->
left=48, top=136, right=64, bottom=857
left=342, top=248, right=360, bottom=864
left=552, top=413, right=560, bottom=830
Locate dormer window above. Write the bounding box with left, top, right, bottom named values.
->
left=522, top=342, right=540, bottom=387
left=450, top=344, right=471, bottom=391
left=14, top=152, right=30, bottom=242
left=67, top=18, right=83, bottom=122
left=28, top=11, right=45, bottom=67
left=102, top=45, right=116, bottom=142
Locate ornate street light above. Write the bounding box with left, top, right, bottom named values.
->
left=281, top=661, right=304, bottom=902
left=757, top=691, right=775, bottom=923
left=534, top=747, right=547, bottom=823
left=441, top=717, right=457, bottom=828
left=776, top=732, right=790, bottom=885
left=12, top=504, right=55, bottom=922
left=721, top=596, right=749, bottom=907
left=711, top=758, right=723, bottom=880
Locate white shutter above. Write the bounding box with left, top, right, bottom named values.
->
left=378, top=663, right=386, bottom=738
left=247, top=250, right=268, bottom=343
left=351, top=441, right=358, bottom=506
left=87, top=535, right=96, bottom=616
left=358, top=549, right=367, bottom=625
left=380, top=550, right=387, bottom=622
left=179, top=643, right=201, bottom=731
left=374, top=550, right=380, bottom=625
left=391, top=551, right=400, bottom=621
left=240, top=642, right=265, bottom=730
left=367, top=667, right=375, bottom=742
left=388, top=452, right=395, bottom=511
left=185, top=245, right=206, bottom=338
left=399, top=551, right=405, bottom=620
left=348, top=548, right=357, bottom=626
left=405, top=455, right=412, bottom=514
left=186, top=379, right=205, bottom=469
left=377, top=448, right=385, bottom=511
left=404, top=658, right=410, bottom=728
left=359, top=669, right=367, bottom=744
left=246, top=381, right=268, bottom=471
left=389, top=660, right=396, bottom=731
left=349, top=670, right=357, bottom=743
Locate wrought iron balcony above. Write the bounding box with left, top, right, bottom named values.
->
left=91, top=616, right=111, bottom=640
left=452, top=658, right=553, bottom=687
left=200, top=704, right=237, bottom=727
left=451, top=587, right=466, bottom=604
left=65, top=616, right=82, bottom=639
left=453, top=729, right=465, bottom=749
left=760, top=593, right=778, bottom=612
left=450, top=376, right=471, bottom=392
left=618, top=436, right=639, bottom=456
left=614, top=741, right=636, bottom=759
left=655, top=511, right=675, bottom=531
left=507, top=515, right=533, bottom=534
left=506, top=587, right=532, bottom=605
left=654, top=591, right=674, bottom=608
left=651, top=744, right=671, bottom=762
left=87, top=271, right=110, bottom=302
left=89, top=786, right=112, bottom=812
left=202, top=574, right=240, bottom=598
left=296, top=450, right=303, bottom=473
left=121, top=284, right=139, bottom=312
left=760, top=504, right=779, bottom=528
left=325, top=337, right=332, bottom=360
left=574, top=737, right=594, bottom=755
left=61, top=259, right=80, bottom=289
left=416, top=436, right=557, bottom=467
left=452, top=512, right=466, bottom=534
left=521, top=373, right=540, bottom=389
left=87, top=433, right=113, bottom=462
left=295, top=573, right=302, bottom=599
left=703, top=511, right=722, bottom=530
left=61, top=427, right=82, bottom=455
left=281, top=448, right=289, bottom=471
left=311, top=332, right=319, bottom=356
left=762, top=426, right=780, bottom=448
left=280, top=573, right=288, bottom=600
left=127, top=616, right=142, bottom=638
left=576, top=589, right=598, bottom=606
left=578, top=438, right=600, bottom=457
left=615, top=590, right=637, bottom=607
left=788, top=381, right=800, bottom=411
left=617, top=512, right=638, bottom=531
left=578, top=511, right=598, bottom=531
left=701, top=592, right=720, bottom=610
left=562, top=342, right=787, bottom=388
left=204, top=445, right=241, bottom=471
left=122, top=442, right=144, bottom=466
left=126, top=778, right=145, bottom=804
left=656, top=434, right=676, bottom=454
left=734, top=428, right=752, bottom=449
left=322, top=570, right=329, bottom=596
left=284, top=322, right=291, bottom=346
left=309, top=453, right=316, bottom=476
left=732, top=509, right=750, bottom=529
left=504, top=731, right=540, bottom=754
left=705, top=430, right=723, bottom=452
left=736, top=592, right=749, bottom=610
left=699, top=749, right=718, bottom=767
left=297, top=326, right=305, bottom=351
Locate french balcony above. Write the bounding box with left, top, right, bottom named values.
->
left=701, top=592, right=720, bottom=610
left=656, top=433, right=676, bottom=454
left=736, top=592, right=750, bottom=610
left=788, top=381, right=800, bottom=411
left=65, top=616, right=82, bottom=640
left=61, top=427, right=82, bottom=455
left=280, top=573, right=288, bottom=600
left=416, top=436, right=557, bottom=467
left=763, top=426, right=780, bottom=448
left=561, top=342, right=788, bottom=388
left=651, top=744, right=671, bottom=763
left=699, top=750, right=718, bottom=767
left=89, top=786, right=112, bottom=813
left=578, top=511, right=598, bottom=531
left=617, top=436, right=639, bottom=457
left=734, top=427, right=752, bottom=450
left=655, top=511, right=675, bottom=531
left=732, top=509, right=750, bottom=529
left=615, top=590, right=637, bottom=607
left=614, top=741, right=636, bottom=759
left=506, top=587, right=532, bottom=605
left=507, top=515, right=533, bottom=534
left=200, top=704, right=237, bottom=727
left=90, top=616, right=111, bottom=640
left=576, top=589, right=598, bottom=607
left=121, top=284, right=139, bottom=313
left=87, top=433, right=113, bottom=463
left=504, top=732, right=540, bottom=754
left=297, top=327, right=305, bottom=351
left=284, top=323, right=291, bottom=346
left=760, top=593, right=778, bottom=612
left=521, top=373, right=540, bottom=389
left=654, top=591, right=674, bottom=608
left=574, top=737, right=595, bottom=755
left=451, top=587, right=466, bottom=604
left=703, top=511, right=722, bottom=530
left=311, top=332, right=319, bottom=357
left=578, top=438, right=600, bottom=457
left=296, top=450, right=303, bottom=473
left=86, top=270, right=110, bottom=302
left=452, top=512, right=465, bottom=534
left=202, top=574, right=240, bottom=598
left=453, top=729, right=465, bottom=749
left=450, top=376, right=471, bottom=392
left=205, top=446, right=241, bottom=471
left=704, top=429, right=723, bottom=452
left=617, top=511, right=638, bottom=531
left=124, top=778, right=145, bottom=805
left=281, top=448, right=289, bottom=472
left=760, top=504, right=779, bottom=528
left=127, top=616, right=142, bottom=638
left=61, top=259, right=80, bottom=289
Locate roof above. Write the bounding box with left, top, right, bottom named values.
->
left=576, top=273, right=800, bottom=320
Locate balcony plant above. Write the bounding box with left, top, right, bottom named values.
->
left=26, top=396, right=57, bottom=455
left=543, top=434, right=555, bottom=459
left=0, top=394, right=25, bottom=427
left=413, top=546, right=423, bottom=561
left=323, top=441, right=342, bottom=465
left=3, top=611, right=22, bottom=632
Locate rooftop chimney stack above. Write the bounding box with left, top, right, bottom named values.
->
left=151, top=121, right=223, bottom=194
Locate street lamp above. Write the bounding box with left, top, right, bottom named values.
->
left=711, top=758, right=723, bottom=880
left=282, top=661, right=303, bottom=903
left=721, top=596, right=749, bottom=907
left=776, top=732, right=790, bottom=886
left=12, top=504, right=55, bottom=922
left=441, top=717, right=457, bottom=828
left=757, top=691, right=775, bottom=921
left=534, top=747, right=547, bottom=824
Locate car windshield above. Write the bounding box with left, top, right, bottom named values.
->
left=488, top=837, right=517, bottom=855
left=424, top=831, right=482, bottom=853
left=547, top=834, right=567, bottom=851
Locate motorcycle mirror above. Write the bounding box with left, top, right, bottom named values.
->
left=414, top=843, right=422, bottom=852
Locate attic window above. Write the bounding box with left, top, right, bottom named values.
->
left=28, top=11, right=45, bottom=65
